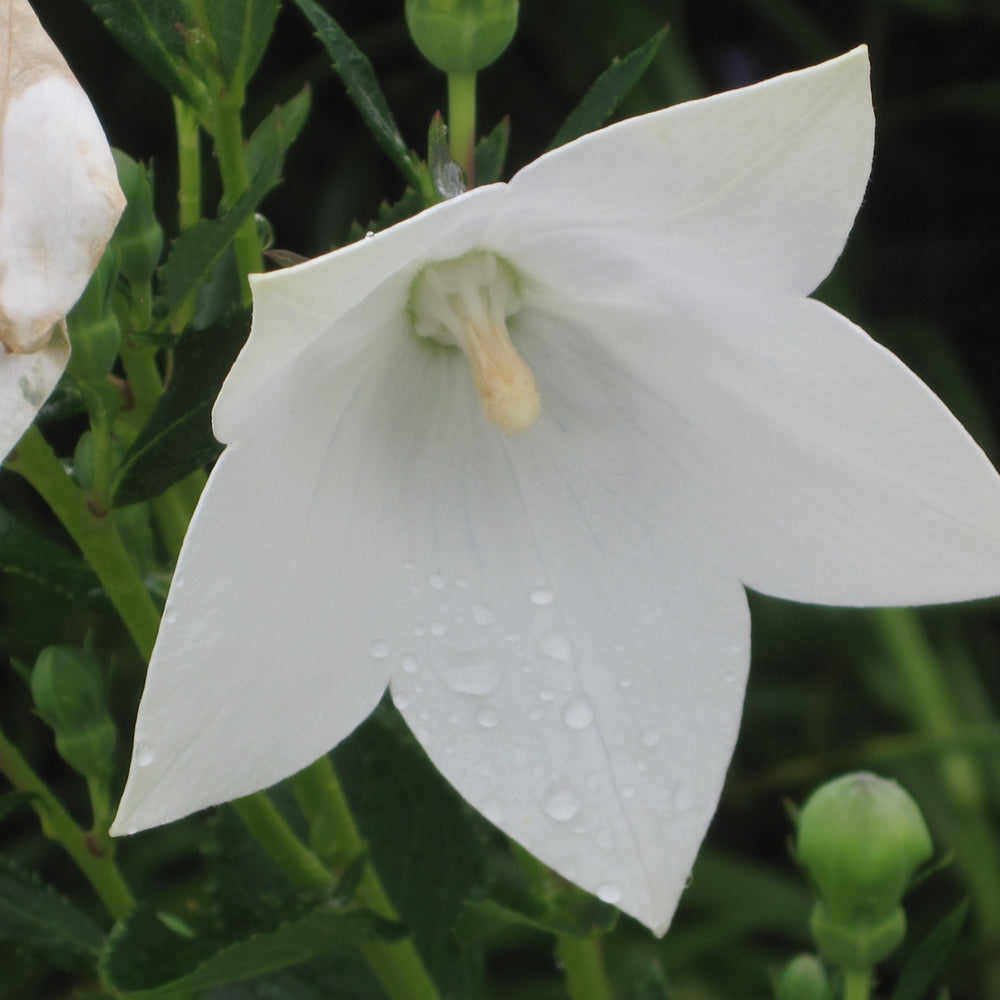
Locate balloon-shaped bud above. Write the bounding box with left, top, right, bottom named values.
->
left=796, top=772, right=932, bottom=969
left=112, top=150, right=164, bottom=292
left=65, top=244, right=121, bottom=382
left=776, top=954, right=830, bottom=1000
left=405, top=0, right=518, bottom=75
left=31, top=646, right=115, bottom=782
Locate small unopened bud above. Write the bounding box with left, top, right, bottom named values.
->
left=65, top=244, right=121, bottom=382
left=776, top=954, right=830, bottom=1000
left=31, top=646, right=115, bottom=782
left=112, top=150, right=164, bottom=291
left=406, top=0, right=519, bottom=75
left=796, top=772, right=932, bottom=970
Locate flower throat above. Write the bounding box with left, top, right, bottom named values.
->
left=409, top=250, right=540, bottom=434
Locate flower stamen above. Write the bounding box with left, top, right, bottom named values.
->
left=410, top=250, right=540, bottom=434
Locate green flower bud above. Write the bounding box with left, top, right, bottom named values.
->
left=406, top=0, right=518, bottom=75
left=776, top=954, right=830, bottom=1000
left=796, top=772, right=932, bottom=970
left=112, top=150, right=164, bottom=290
left=31, top=646, right=115, bottom=782
left=66, top=244, right=121, bottom=382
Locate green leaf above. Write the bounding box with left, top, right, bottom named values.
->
left=206, top=0, right=281, bottom=88
left=81, top=0, right=190, bottom=99
left=100, top=904, right=399, bottom=997
left=290, top=0, right=428, bottom=195
left=334, top=704, right=489, bottom=997
left=348, top=189, right=425, bottom=244
left=159, top=143, right=282, bottom=316
left=475, top=117, right=511, bottom=185
left=0, top=506, right=103, bottom=604
left=0, top=855, right=104, bottom=973
left=889, top=899, right=969, bottom=1000
left=246, top=87, right=314, bottom=182
left=548, top=27, right=668, bottom=150
left=111, top=311, right=251, bottom=507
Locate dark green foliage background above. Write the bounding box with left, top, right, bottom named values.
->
left=3, top=1, right=1000, bottom=998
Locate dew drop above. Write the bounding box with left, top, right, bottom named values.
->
left=529, top=587, right=555, bottom=606
left=444, top=656, right=502, bottom=696
left=370, top=639, right=391, bottom=659
left=162, top=610, right=178, bottom=627
left=430, top=621, right=447, bottom=637
left=456, top=577, right=469, bottom=589
left=393, top=692, right=411, bottom=710
left=597, top=828, right=615, bottom=851
left=596, top=881, right=622, bottom=904
left=401, top=655, right=420, bottom=674
left=472, top=604, right=497, bottom=626
left=622, top=785, right=636, bottom=799
left=562, top=697, right=594, bottom=731
left=540, top=632, right=572, bottom=662
left=475, top=706, right=500, bottom=729
left=674, top=784, right=694, bottom=811
left=539, top=688, right=556, bottom=702
left=642, top=729, right=661, bottom=748
left=414, top=727, right=430, bottom=743
left=619, top=677, right=632, bottom=690
left=413, top=624, right=426, bottom=637
left=527, top=707, right=545, bottom=722
left=135, top=743, right=155, bottom=767
left=429, top=574, right=446, bottom=590
left=544, top=787, right=581, bottom=822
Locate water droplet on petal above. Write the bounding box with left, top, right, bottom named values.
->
left=135, top=743, right=155, bottom=767
left=540, top=632, right=572, bottom=662
left=539, top=688, right=556, bottom=702
left=562, top=697, right=594, bottom=731
left=472, top=604, right=496, bottom=626
left=430, top=621, right=447, bottom=637
left=444, top=655, right=502, bottom=695
left=393, top=691, right=411, bottom=710
left=674, top=784, right=694, bottom=811
left=622, top=785, right=636, bottom=799
left=596, top=881, right=622, bottom=904
left=475, top=706, right=500, bottom=729
left=401, top=655, right=420, bottom=674
left=370, top=639, right=391, bottom=659
left=529, top=588, right=554, bottom=606
left=163, top=610, right=178, bottom=626
left=429, top=574, right=446, bottom=590
left=642, top=729, right=661, bottom=747
left=544, top=787, right=581, bottom=822
left=527, top=707, right=544, bottom=722
left=456, top=577, right=469, bottom=589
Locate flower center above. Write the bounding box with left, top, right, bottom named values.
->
left=409, top=250, right=540, bottom=434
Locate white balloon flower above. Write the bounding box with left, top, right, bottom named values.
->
left=112, top=47, right=1000, bottom=934
left=0, top=0, right=125, bottom=459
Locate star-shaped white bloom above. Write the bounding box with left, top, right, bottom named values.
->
left=0, top=0, right=125, bottom=459
left=112, top=48, right=1000, bottom=934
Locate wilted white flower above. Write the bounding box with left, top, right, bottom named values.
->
left=113, top=48, right=1000, bottom=934
left=0, top=0, right=125, bottom=458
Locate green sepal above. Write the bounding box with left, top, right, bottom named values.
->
left=0, top=506, right=104, bottom=605
left=548, top=26, right=668, bottom=150
left=0, top=854, right=104, bottom=973
left=206, top=0, right=280, bottom=89
left=80, top=0, right=190, bottom=100
left=475, top=116, right=510, bottom=184
left=888, top=898, right=969, bottom=1000
left=291, top=0, right=431, bottom=199
left=99, top=903, right=403, bottom=997
left=111, top=310, right=250, bottom=507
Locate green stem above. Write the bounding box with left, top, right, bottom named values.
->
left=172, top=97, right=202, bottom=333
left=875, top=609, right=985, bottom=809
left=6, top=426, right=160, bottom=661
left=842, top=967, right=871, bottom=1000
left=289, top=757, right=442, bottom=1000
left=231, top=793, right=332, bottom=890
left=0, top=723, right=133, bottom=919
left=447, top=72, right=477, bottom=183
left=209, top=91, right=263, bottom=301
left=555, top=935, right=612, bottom=1000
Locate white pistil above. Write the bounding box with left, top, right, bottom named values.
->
left=410, top=250, right=540, bottom=434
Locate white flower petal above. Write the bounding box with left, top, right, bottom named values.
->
left=493, top=47, right=872, bottom=300
left=0, top=327, right=69, bottom=460
left=386, top=314, right=750, bottom=933
left=0, top=0, right=125, bottom=353
left=112, top=299, right=419, bottom=834
left=214, top=184, right=508, bottom=443
left=541, top=287, right=1000, bottom=606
